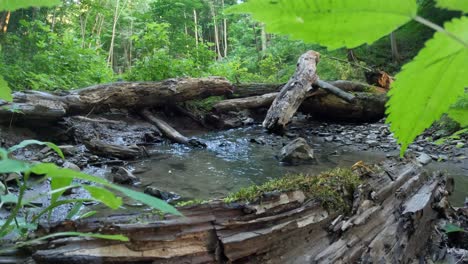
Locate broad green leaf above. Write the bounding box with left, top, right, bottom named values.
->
left=110, top=185, right=181, bottom=216
left=386, top=17, right=468, bottom=155
left=83, top=185, right=122, bottom=210
left=226, top=0, right=417, bottom=50
left=8, top=140, right=64, bottom=159
left=30, top=163, right=180, bottom=215
left=0, top=76, right=12, bottom=102
left=0, top=193, right=18, bottom=205
left=436, top=0, right=468, bottom=13
left=0, top=0, right=61, bottom=11
left=0, top=159, right=29, bottom=173
left=50, top=176, right=73, bottom=209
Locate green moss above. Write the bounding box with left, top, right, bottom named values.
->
left=175, top=199, right=207, bottom=207
left=224, top=168, right=361, bottom=212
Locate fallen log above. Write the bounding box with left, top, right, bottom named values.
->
left=0, top=77, right=233, bottom=124
left=29, top=159, right=451, bottom=263
left=141, top=108, right=206, bottom=147
left=214, top=82, right=384, bottom=122
left=83, top=139, right=143, bottom=160
left=263, top=51, right=320, bottom=132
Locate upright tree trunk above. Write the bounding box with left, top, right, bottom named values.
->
left=210, top=1, right=223, bottom=60
left=193, top=9, right=199, bottom=48
left=260, top=23, right=267, bottom=53
left=183, top=11, right=188, bottom=36
left=107, top=0, right=121, bottom=68
left=0, top=11, right=11, bottom=33
left=390, top=32, right=400, bottom=62
left=222, top=0, right=228, bottom=57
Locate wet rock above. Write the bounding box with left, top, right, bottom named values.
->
left=111, top=167, right=139, bottom=185
left=416, top=153, right=432, bottom=165
left=242, top=117, right=255, bottom=126
left=144, top=186, right=180, bottom=202
left=250, top=138, right=266, bottom=145
left=63, top=161, right=80, bottom=172
left=365, top=140, right=378, bottom=147
left=438, top=154, right=449, bottom=162
left=278, top=138, right=315, bottom=165
left=324, top=136, right=334, bottom=142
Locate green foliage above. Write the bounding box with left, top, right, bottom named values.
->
left=443, top=223, right=465, bottom=233
left=448, top=93, right=468, bottom=126
left=228, top=0, right=468, bottom=155
left=386, top=17, right=468, bottom=154
left=0, top=77, right=12, bottom=102
left=0, top=139, right=180, bottom=245
left=436, top=0, right=468, bottom=13
left=1, top=20, right=113, bottom=91
left=0, top=0, right=60, bottom=11
left=224, top=168, right=361, bottom=211
left=227, top=0, right=418, bottom=50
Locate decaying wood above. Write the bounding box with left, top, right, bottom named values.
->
left=214, top=81, right=384, bottom=122
left=263, top=51, right=320, bottom=132
left=0, top=77, right=233, bottom=124
left=84, top=139, right=143, bottom=159
left=141, top=108, right=206, bottom=147
left=315, top=79, right=355, bottom=103
left=30, top=159, right=450, bottom=263
left=231, top=83, right=284, bottom=98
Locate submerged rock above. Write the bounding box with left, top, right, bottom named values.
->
left=278, top=137, right=315, bottom=165
left=144, top=186, right=180, bottom=202
left=111, top=167, right=140, bottom=185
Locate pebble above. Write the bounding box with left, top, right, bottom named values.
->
left=417, top=153, right=432, bottom=165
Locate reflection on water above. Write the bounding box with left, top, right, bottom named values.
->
left=133, top=126, right=389, bottom=200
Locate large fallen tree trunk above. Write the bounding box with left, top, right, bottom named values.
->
left=30, top=159, right=450, bottom=263
left=0, top=77, right=233, bottom=124
left=214, top=82, right=385, bottom=122
left=262, top=51, right=356, bottom=132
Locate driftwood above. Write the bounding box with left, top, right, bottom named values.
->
left=83, top=140, right=143, bottom=160
left=30, top=159, right=450, bottom=263
left=0, top=77, right=233, bottom=124
left=141, top=108, right=206, bottom=147
left=263, top=51, right=320, bottom=132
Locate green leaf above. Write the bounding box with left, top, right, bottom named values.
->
left=66, top=203, right=83, bottom=220
left=0, top=0, right=61, bottom=11
left=443, top=223, right=465, bottom=233
left=110, top=185, right=181, bottom=216
left=83, top=185, right=122, bottom=210
left=226, top=0, right=417, bottom=50
left=436, top=0, right=468, bottom=13
left=0, top=159, right=29, bottom=173
left=386, top=17, right=468, bottom=155
left=0, top=76, right=12, bottom=102
left=78, top=211, right=97, bottom=219
left=50, top=176, right=73, bottom=209
left=8, top=140, right=64, bottom=159
left=30, top=163, right=180, bottom=215
left=0, top=193, right=18, bottom=206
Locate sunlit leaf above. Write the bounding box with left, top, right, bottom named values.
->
left=436, top=0, right=468, bottom=13
left=8, top=140, right=64, bottom=159
left=50, top=176, right=73, bottom=210
left=83, top=185, right=122, bottom=210
left=448, top=109, right=468, bottom=126
left=443, top=223, right=465, bottom=233
left=386, top=17, right=468, bottom=155
left=226, top=0, right=417, bottom=50
left=0, top=159, right=29, bottom=173
left=0, top=0, right=61, bottom=11
left=0, top=76, right=12, bottom=102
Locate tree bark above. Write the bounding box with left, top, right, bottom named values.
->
left=140, top=108, right=206, bottom=147
left=262, top=51, right=320, bottom=132
left=390, top=32, right=400, bottom=62
left=210, top=0, right=222, bottom=60
left=0, top=77, right=233, bottom=124
left=30, top=160, right=450, bottom=264
left=193, top=9, right=199, bottom=48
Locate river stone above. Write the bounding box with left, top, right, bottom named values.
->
left=144, top=186, right=180, bottom=202
left=416, top=153, right=432, bottom=165
left=112, top=167, right=139, bottom=185
left=279, top=138, right=315, bottom=165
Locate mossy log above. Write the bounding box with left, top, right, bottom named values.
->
left=0, top=77, right=233, bottom=124
left=30, top=159, right=449, bottom=263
